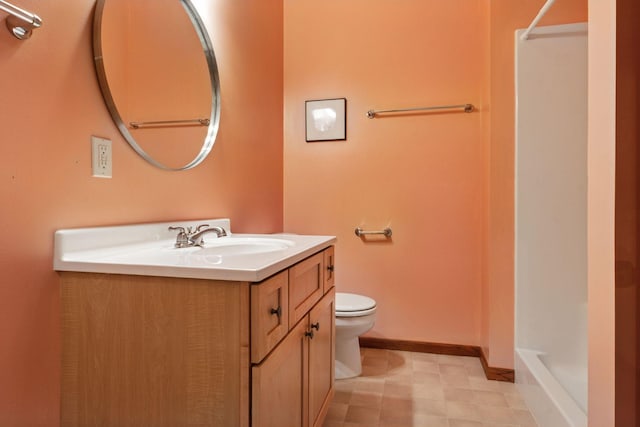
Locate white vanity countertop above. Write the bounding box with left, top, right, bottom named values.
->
left=54, top=219, right=336, bottom=282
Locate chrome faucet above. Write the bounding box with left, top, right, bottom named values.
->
left=188, top=225, right=227, bottom=247
left=168, top=224, right=227, bottom=248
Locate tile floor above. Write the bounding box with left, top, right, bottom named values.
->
left=323, top=347, right=538, bottom=427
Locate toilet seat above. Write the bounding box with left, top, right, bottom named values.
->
left=336, top=292, right=376, bottom=318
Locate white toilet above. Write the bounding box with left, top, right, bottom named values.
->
left=335, top=292, right=377, bottom=379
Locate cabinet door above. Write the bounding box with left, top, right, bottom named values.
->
left=308, top=289, right=335, bottom=427
left=289, top=252, right=324, bottom=327
left=252, top=317, right=309, bottom=427
left=250, top=271, right=289, bottom=363
left=323, top=246, right=335, bottom=293
left=60, top=273, right=250, bottom=427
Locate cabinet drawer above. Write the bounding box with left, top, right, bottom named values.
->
left=289, top=252, right=324, bottom=327
left=251, top=271, right=289, bottom=363
left=323, top=246, right=335, bottom=293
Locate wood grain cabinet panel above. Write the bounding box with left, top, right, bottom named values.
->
left=308, top=289, right=335, bottom=427
left=289, top=252, right=324, bottom=327
left=252, top=289, right=335, bottom=427
left=251, top=316, right=308, bottom=427
left=60, top=273, right=250, bottom=427
left=323, top=246, right=335, bottom=293
left=250, top=271, right=289, bottom=363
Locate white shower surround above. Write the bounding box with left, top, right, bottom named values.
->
left=514, top=22, right=588, bottom=427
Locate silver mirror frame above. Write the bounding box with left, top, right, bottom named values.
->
left=92, top=0, right=221, bottom=171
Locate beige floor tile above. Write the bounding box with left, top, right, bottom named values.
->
left=471, top=389, right=509, bottom=407
left=325, top=402, right=349, bottom=422
left=468, top=376, right=504, bottom=392
left=499, top=381, right=522, bottom=395
left=362, top=349, right=387, bottom=359
left=384, top=381, right=414, bottom=398
left=504, top=392, right=529, bottom=410
left=413, top=359, right=440, bottom=374
left=344, top=405, right=382, bottom=425
left=413, top=383, right=446, bottom=401
left=411, top=397, right=447, bottom=417
left=361, top=364, right=392, bottom=377
left=441, top=373, right=471, bottom=387
left=387, top=363, right=414, bottom=375
left=437, top=354, right=470, bottom=365
left=440, top=363, right=470, bottom=376
left=445, top=400, right=482, bottom=421
left=349, top=389, right=383, bottom=408
left=384, top=372, right=416, bottom=383
left=411, top=371, right=442, bottom=386
left=351, top=377, right=385, bottom=394
left=412, top=414, right=449, bottom=427
left=335, top=379, right=356, bottom=392
left=448, top=419, right=483, bottom=427
left=444, top=387, right=476, bottom=403
left=512, top=408, right=539, bottom=426
left=475, top=404, right=517, bottom=424
left=412, top=352, right=439, bottom=363
left=325, top=349, right=537, bottom=427
left=333, top=389, right=353, bottom=404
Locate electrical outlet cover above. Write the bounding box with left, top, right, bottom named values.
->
left=91, top=136, right=112, bottom=178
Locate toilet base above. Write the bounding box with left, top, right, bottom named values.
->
left=335, top=336, right=363, bottom=380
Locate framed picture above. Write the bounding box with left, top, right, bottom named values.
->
left=305, top=98, right=346, bottom=142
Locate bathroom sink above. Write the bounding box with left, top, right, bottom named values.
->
left=193, top=237, right=294, bottom=257
left=189, top=237, right=295, bottom=265
left=53, top=218, right=336, bottom=281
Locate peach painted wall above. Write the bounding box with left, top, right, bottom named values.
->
left=0, top=0, right=283, bottom=425
left=483, top=0, right=587, bottom=368
left=284, top=1, right=487, bottom=346
left=588, top=0, right=616, bottom=425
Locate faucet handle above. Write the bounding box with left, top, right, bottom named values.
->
left=168, top=226, right=189, bottom=248
left=195, top=224, right=210, bottom=233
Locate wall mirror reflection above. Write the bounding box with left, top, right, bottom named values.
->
left=93, top=0, right=220, bottom=170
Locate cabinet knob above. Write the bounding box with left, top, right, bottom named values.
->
left=305, top=330, right=314, bottom=339
left=327, top=265, right=334, bottom=273
left=311, top=322, right=320, bottom=331
left=270, top=306, right=282, bottom=318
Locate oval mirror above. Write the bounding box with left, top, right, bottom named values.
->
left=93, top=0, right=220, bottom=170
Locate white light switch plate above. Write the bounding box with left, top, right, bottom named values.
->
left=91, top=136, right=112, bottom=178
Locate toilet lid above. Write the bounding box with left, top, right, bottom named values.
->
left=336, top=292, right=376, bottom=313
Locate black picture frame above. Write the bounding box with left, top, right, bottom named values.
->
left=305, top=98, right=347, bottom=142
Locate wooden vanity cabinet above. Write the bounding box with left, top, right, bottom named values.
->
left=251, top=247, right=336, bottom=427
left=60, top=246, right=335, bottom=427
left=252, top=289, right=335, bottom=427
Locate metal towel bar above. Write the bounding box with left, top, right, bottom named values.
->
left=0, top=0, right=42, bottom=40
left=355, top=227, right=393, bottom=238
left=367, top=103, right=474, bottom=118
left=129, top=118, right=210, bottom=129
